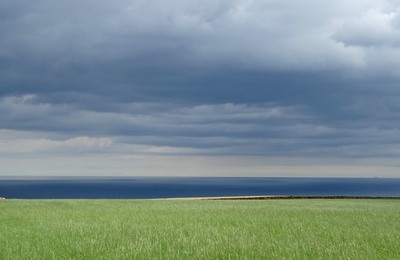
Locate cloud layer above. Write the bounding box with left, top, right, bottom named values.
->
left=2, top=0, right=400, bottom=73
left=1, top=0, right=400, bottom=176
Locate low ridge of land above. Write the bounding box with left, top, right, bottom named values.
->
left=161, top=195, right=400, bottom=200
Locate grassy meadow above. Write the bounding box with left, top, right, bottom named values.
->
left=1, top=199, right=399, bottom=259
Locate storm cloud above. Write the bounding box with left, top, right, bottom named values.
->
left=1, top=0, right=400, bottom=176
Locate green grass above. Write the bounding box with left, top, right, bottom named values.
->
left=1, top=199, right=399, bottom=259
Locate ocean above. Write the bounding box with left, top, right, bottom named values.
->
left=1, top=177, right=400, bottom=199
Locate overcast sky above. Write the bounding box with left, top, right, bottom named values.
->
left=1, top=0, right=400, bottom=177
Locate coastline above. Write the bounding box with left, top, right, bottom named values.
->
left=159, top=195, right=400, bottom=200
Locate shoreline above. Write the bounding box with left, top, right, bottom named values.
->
left=159, top=195, right=400, bottom=200
left=2, top=196, right=400, bottom=201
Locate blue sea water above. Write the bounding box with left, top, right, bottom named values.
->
left=0, top=177, right=399, bottom=199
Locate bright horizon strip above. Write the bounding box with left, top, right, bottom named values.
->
left=1, top=153, right=399, bottom=178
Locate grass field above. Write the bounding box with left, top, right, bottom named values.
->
left=1, top=199, right=399, bottom=259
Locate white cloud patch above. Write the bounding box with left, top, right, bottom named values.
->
left=334, top=6, right=400, bottom=48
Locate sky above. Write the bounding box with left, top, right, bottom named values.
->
left=1, top=0, right=400, bottom=177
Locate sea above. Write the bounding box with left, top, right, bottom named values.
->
left=1, top=177, right=400, bottom=199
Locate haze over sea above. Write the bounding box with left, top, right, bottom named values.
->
left=1, top=177, right=399, bottom=199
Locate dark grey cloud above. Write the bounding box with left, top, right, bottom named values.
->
left=1, top=0, right=398, bottom=79
left=1, top=0, right=400, bottom=176
left=1, top=91, right=400, bottom=160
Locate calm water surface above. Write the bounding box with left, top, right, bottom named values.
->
left=0, top=177, right=399, bottom=199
